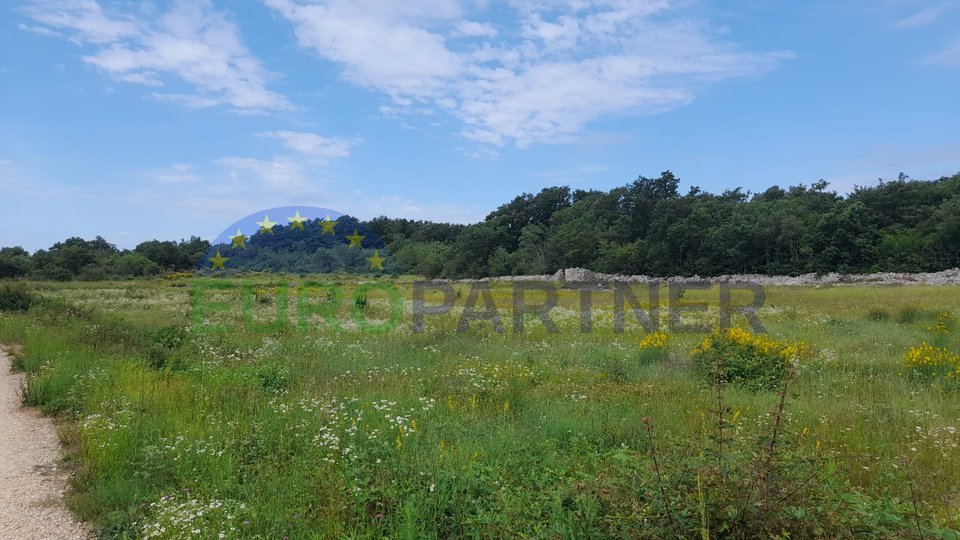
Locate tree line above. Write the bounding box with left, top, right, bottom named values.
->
left=368, top=171, right=960, bottom=278
left=2, top=171, right=959, bottom=280
left=0, top=237, right=209, bottom=280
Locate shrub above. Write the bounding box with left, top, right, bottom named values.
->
left=146, top=326, right=189, bottom=369
left=902, top=311, right=960, bottom=383
left=903, top=342, right=960, bottom=381
left=692, top=328, right=807, bottom=390
left=637, top=331, right=669, bottom=364
left=0, top=283, right=35, bottom=312
left=866, top=307, right=890, bottom=321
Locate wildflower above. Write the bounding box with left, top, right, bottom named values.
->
left=639, top=331, right=669, bottom=350
left=902, top=341, right=960, bottom=379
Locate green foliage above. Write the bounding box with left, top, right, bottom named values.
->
left=691, top=328, right=804, bottom=390
left=0, top=246, right=33, bottom=278
left=0, top=283, right=35, bottom=312
left=146, top=325, right=188, bottom=369
left=135, top=237, right=210, bottom=271
left=5, top=173, right=960, bottom=280
left=375, top=172, right=960, bottom=278
left=5, top=236, right=208, bottom=282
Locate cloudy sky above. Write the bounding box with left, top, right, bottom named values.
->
left=1, top=0, right=959, bottom=251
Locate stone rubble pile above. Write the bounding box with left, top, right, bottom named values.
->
left=464, top=267, right=960, bottom=286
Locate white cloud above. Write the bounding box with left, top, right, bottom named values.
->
left=927, top=37, right=960, bottom=65
left=454, top=20, right=498, bottom=38
left=892, top=1, right=957, bottom=28
left=128, top=155, right=331, bottom=219
left=21, top=0, right=138, bottom=43
left=17, top=22, right=64, bottom=38
left=127, top=128, right=356, bottom=218
left=146, top=162, right=200, bottom=183
left=348, top=194, right=484, bottom=223
left=264, top=0, right=463, bottom=99
left=264, top=0, right=790, bottom=147
left=20, top=0, right=291, bottom=112
left=257, top=130, right=362, bottom=162
left=215, top=156, right=312, bottom=190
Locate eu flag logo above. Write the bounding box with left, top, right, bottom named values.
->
left=199, top=206, right=393, bottom=274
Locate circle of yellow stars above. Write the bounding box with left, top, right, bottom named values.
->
left=213, top=210, right=387, bottom=271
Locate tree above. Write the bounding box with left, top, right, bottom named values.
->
left=0, top=247, right=32, bottom=278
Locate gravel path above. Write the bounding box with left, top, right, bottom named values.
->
left=0, top=346, right=90, bottom=539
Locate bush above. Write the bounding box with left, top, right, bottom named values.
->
left=866, top=307, right=890, bottom=321
left=692, top=328, right=807, bottom=390
left=0, top=283, right=35, bottom=312
left=146, top=325, right=189, bottom=369
left=903, top=342, right=960, bottom=381
left=637, top=331, right=670, bottom=364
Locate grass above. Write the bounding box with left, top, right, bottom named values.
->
left=0, top=278, right=959, bottom=538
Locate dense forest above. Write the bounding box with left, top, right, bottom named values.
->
left=2, top=171, right=959, bottom=280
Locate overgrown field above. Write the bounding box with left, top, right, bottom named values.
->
left=1, top=278, right=960, bottom=538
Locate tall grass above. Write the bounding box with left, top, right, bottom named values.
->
left=0, top=280, right=958, bottom=538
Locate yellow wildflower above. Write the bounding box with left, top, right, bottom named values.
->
left=639, top=331, right=669, bottom=350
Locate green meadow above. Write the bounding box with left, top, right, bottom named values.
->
left=1, top=278, right=959, bottom=539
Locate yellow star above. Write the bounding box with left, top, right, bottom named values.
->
left=367, top=249, right=386, bottom=271
left=346, top=229, right=365, bottom=249
left=320, top=215, right=337, bottom=235
left=257, top=214, right=277, bottom=235
left=229, top=229, right=248, bottom=249
left=288, top=209, right=307, bottom=231
left=208, top=250, right=228, bottom=270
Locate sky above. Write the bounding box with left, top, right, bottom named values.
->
left=1, top=0, right=959, bottom=252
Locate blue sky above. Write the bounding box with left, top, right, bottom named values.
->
left=1, top=0, right=959, bottom=252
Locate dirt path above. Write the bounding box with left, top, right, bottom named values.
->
left=0, top=346, right=89, bottom=539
